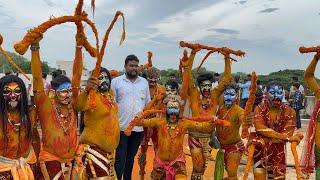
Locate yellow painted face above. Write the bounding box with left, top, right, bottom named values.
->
left=3, top=82, right=21, bottom=108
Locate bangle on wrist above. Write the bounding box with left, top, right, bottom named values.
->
left=30, top=45, right=40, bottom=51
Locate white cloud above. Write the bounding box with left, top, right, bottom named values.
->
left=1, top=0, right=320, bottom=75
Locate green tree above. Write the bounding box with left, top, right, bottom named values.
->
left=0, top=51, right=54, bottom=74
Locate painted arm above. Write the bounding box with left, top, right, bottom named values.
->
left=74, top=91, right=90, bottom=111
left=30, top=42, right=45, bottom=95
left=138, top=51, right=153, bottom=73
left=30, top=40, right=52, bottom=118
left=124, top=110, right=164, bottom=136
left=137, top=117, right=163, bottom=128
left=183, top=115, right=231, bottom=126
left=304, top=53, right=320, bottom=99
left=254, top=107, right=289, bottom=140
left=283, top=108, right=296, bottom=137
left=71, top=46, right=83, bottom=103
left=212, top=54, right=233, bottom=100
left=144, top=86, right=165, bottom=110
left=183, top=119, right=215, bottom=133
left=180, top=50, right=190, bottom=100
left=186, top=50, right=202, bottom=112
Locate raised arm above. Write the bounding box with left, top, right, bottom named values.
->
left=212, top=54, right=233, bottom=100
left=30, top=40, right=45, bottom=94
left=180, top=50, right=190, bottom=100
left=144, top=89, right=165, bottom=111
left=71, top=46, right=83, bottom=102
left=182, top=49, right=202, bottom=112
left=30, top=37, right=53, bottom=125
left=304, top=53, right=320, bottom=99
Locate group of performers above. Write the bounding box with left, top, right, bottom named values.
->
left=0, top=0, right=320, bottom=180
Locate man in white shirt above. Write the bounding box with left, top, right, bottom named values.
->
left=212, top=72, right=220, bottom=89
left=111, top=54, right=151, bottom=180
left=289, top=76, right=305, bottom=96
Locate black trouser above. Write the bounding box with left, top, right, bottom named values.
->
left=240, top=98, right=248, bottom=108
left=295, top=109, right=301, bottom=129
left=115, top=131, right=144, bottom=180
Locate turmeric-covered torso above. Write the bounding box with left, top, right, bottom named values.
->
left=36, top=95, right=78, bottom=160
left=156, top=122, right=186, bottom=161
left=0, top=108, right=37, bottom=159
left=216, top=105, right=243, bottom=145
left=76, top=90, right=120, bottom=153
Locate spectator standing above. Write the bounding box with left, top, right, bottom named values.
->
left=291, top=83, right=304, bottom=129
left=238, top=74, right=251, bottom=108
left=111, top=54, right=151, bottom=180
left=168, top=73, right=177, bottom=81
left=290, top=76, right=305, bottom=96
left=212, top=72, right=220, bottom=89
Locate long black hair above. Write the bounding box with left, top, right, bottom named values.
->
left=0, top=75, right=31, bottom=150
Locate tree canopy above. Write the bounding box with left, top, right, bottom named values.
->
left=0, top=51, right=54, bottom=74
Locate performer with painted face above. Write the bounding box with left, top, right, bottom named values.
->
left=30, top=38, right=78, bottom=179
left=0, top=75, right=38, bottom=179
left=75, top=67, right=119, bottom=179
left=180, top=49, right=232, bottom=179
left=138, top=67, right=166, bottom=178
left=300, top=50, right=320, bottom=178
left=125, top=93, right=230, bottom=180
left=247, top=81, right=300, bottom=179
left=215, top=83, right=247, bottom=180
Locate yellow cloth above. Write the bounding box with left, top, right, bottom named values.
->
left=0, top=148, right=36, bottom=180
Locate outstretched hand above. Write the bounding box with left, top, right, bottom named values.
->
left=86, top=77, right=98, bottom=92
left=289, top=133, right=304, bottom=144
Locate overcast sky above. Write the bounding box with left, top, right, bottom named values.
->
left=1, top=0, right=320, bottom=76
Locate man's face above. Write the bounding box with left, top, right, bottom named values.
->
left=214, top=75, right=220, bottom=82
left=148, top=77, right=159, bottom=87
left=125, top=61, right=139, bottom=78
left=166, top=101, right=180, bottom=123
left=200, top=80, right=212, bottom=98
left=292, top=79, right=298, bottom=85
left=267, top=84, right=284, bottom=107
left=3, top=82, right=21, bottom=108
left=55, top=82, right=72, bottom=105
left=98, top=72, right=110, bottom=92
left=169, top=76, right=176, bottom=81
left=165, top=85, right=178, bottom=97
left=223, top=88, right=237, bottom=108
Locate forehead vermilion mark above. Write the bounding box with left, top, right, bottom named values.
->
left=4, top=82, right=20, bottom=90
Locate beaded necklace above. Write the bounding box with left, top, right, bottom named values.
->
left=54, top=103, right=75, bottom=134
left=6, top=111, right=21, bottom=132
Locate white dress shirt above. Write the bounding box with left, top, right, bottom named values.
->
left=111, top=74, right=151, bottom=132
